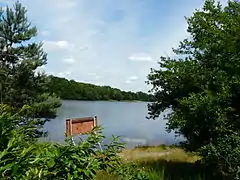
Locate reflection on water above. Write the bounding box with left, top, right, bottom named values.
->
left=43, top=100, right=184, bottom=148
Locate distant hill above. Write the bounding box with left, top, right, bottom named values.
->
left=46, top=75, right=154, bottom=102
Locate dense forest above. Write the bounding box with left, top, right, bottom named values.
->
left=47, top=75, right=154, bottom=101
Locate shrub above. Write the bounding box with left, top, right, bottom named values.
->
left=147, top=0, right=240, bottom=178
left=200, top=134, right=240, bottom=179
left=0, top=104, right=147, bottom=179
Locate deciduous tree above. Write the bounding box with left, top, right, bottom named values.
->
left=147, top=0, right=240, bottom=178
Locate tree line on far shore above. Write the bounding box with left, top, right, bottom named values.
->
left=0, top=3, right=149, bottom=179
left=2, top=0, right=240, bottom=179
left=46, top=75, right=154, bottom=102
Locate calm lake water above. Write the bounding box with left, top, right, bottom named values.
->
left=43, top=100, right=183, bottom=148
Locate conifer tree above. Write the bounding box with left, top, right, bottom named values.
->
left=0, top=2, right=61, bottom=137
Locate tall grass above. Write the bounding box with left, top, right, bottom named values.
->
left=97, top=145, right=223, bottom=180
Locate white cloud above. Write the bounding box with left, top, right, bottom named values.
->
left=45, top=71, right=72, bottom=78
left=37, top=65, right=45, bottom=69
left=55, top=0, right=78, bottom=9
left=95, top=75, right=100, bottom=79
left=125, top=80, right=132, bottom=84
left=62, top=58, right=76, bottom=64
left=57, top=41, right=73, bottom=49
left=129, top=76, right=138, bottom=80
left=79, top=45, right=89, bottom=51
left=35, top=65, right=46, bottom=74
left=125, top=76, right=139, bottom=84
left=17, top=0, right=216, bottom=92
left=40, top=30, right=50, bottom=36
left=57, top=17, right=71, bottom=24
left=128, top=53, right=154, bottom=62
left=87, top=72, right=100, bottom=80
left=43, top=40, right=75, bottom=52
left=56, top=71, right=72, bottom=77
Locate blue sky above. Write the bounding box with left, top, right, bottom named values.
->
left=0, top=0, right=227, bottom=92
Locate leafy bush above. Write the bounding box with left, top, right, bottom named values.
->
left=0, top=104, right=38, bottom=151
left=0, top=104, right=147, bottom=179
left=105, top=163, right=149, bottom=180
left=200, top=134, right=240, bottom=179
left=147, top=0, right=240, bottom=178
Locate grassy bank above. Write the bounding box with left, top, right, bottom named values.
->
left=97, top=145, right=220, bottom=180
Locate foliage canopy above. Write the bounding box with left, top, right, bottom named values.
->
left=0, top=2, right=61, bottom=137
left=0, top=104, right=149, bottom=180
left=47, top=76, right=154, bottom=102
left=147, top=0, right=240, bottom=178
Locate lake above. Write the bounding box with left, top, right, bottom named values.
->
left=43, top=100, right=183, bottom=148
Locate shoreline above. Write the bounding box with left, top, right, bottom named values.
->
left=61, top=99, right=152, bottom=103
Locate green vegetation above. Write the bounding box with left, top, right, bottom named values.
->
left=0, top=4, right=149, bottom=180
left=1, top=0, right=240, bottom=179
left=147, top=0, right=240, bottom=179
left=98, top=145, right=222, bottom=180
left=0, top=2, right=61, bottom=137
left=119, top=146, right=204, bottom=180
left=47, top=75, right=154, bottom=102
left=0, top=104, right=147, bottom=180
